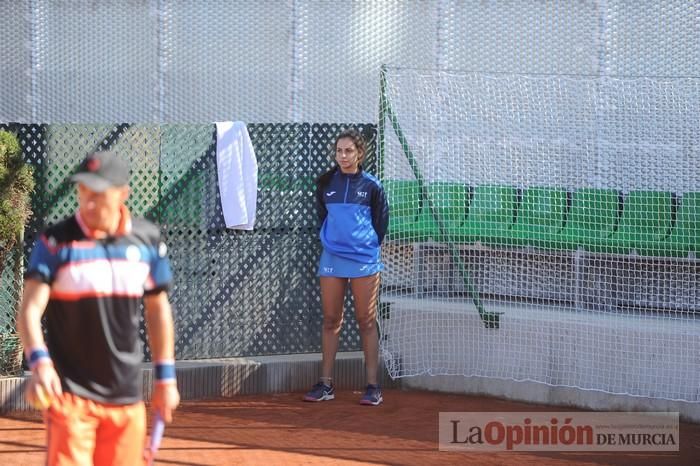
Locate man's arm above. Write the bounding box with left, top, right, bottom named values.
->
left=17, top=279, right=50, bottom=351
left=17, top=279, right=62, bottom=406
left=144, top=291, right=180, bottom=422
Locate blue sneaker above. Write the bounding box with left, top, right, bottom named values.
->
left=360, top=384, right=383, bottom=406
left=303, top=382, right=335, bottom=402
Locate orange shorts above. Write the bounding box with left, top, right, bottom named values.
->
left=45, top=392, right=146, bottom=466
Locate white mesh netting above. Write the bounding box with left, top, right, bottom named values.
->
left=379, top=67, right=700, bottom=402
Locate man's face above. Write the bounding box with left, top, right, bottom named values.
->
left=77, top=183, right=129, bottom=232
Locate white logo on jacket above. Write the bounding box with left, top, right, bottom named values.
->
left=326, top=191, right=336, bottom=197
left=126, top=245, right=141, bottom=262
left=357, top=191, right=367, bottom=198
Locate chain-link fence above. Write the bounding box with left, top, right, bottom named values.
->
left=0, top=122, right=377, bottom=371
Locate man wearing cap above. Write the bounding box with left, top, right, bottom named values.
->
left=17, top=151, right=180, bottom=465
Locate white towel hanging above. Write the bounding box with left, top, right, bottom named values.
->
left=215, top=121, right=258, bottom=230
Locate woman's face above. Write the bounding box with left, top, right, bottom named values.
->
left=335, top=137, right=362, bottom=174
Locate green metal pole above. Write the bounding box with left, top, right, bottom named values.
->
left=382, top=69, right=500, bottom=329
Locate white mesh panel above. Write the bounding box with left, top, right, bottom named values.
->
left=0, top=2, right=32, bottom=122
left=31, top=0, right=159, bottom=123
left=379, top=67, right=700, bottom=402
left=2, top=1, right=698, bottom=123
left=161, top=1, right=292, bottom=122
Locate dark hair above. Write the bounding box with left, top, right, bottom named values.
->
left=317, top=128, right=366, bottom=189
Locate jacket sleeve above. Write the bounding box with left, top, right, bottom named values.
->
left=24, top=234, right=60, bottom=284
left=371, top=182, right=390, bottom=244
left=316, top=183, right=328, bottom=226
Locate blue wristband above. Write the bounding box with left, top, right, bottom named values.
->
left=28, top=348, right=51, bottom=368
left=154, top=362, right=176, bottom=381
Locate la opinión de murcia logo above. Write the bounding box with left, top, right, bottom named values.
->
left=439, top=412, right=679, bottom=452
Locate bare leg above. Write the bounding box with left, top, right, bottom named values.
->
left=350, top=273, right=381, bottom=385
left=320, top=276, right=348, bottom=380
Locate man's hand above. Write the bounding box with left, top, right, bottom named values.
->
left=25, top=361, right=62, bottom=410
left=151, top=382, right=180, bottom=423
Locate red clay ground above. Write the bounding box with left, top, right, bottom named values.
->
left=1, top=389, right=699, bottom=465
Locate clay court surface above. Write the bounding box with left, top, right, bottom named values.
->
left=1, top=389, right=698, bottom=465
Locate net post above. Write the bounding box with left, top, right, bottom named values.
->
left=382, top=72, right=500, bottom=329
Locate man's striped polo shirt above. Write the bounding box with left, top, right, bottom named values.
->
left=25, top=209, right=172, bottom=404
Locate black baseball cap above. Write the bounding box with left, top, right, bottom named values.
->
left=70, top=151, right=130, bottom=192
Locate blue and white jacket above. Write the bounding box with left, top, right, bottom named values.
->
left=316, top=167, right=389, bottom=263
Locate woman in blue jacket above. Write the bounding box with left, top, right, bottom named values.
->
left=303, top=128, right=389, bottom=406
